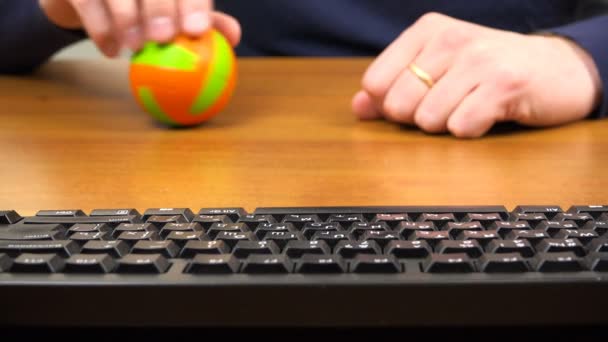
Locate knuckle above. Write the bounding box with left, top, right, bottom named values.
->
left=492, top=63, right=527, bottom=92
left=435, top=26, right=472, bottom=50
left=382, top=96, right=412, bottom=123
left=361, top=73, right=389, bottom=99
left=417, top=12, right=444, bottom=26
left=463, top=42, right=494, bottom=66
left=415, top=111, right=444, bottom=133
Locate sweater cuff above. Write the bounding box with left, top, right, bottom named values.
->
left=547, top=15, right=608, bottom=119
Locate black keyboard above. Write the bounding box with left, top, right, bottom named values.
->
left=1, top=205, right=607, bottom=327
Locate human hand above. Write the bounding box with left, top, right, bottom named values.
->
left=352, top=13, right=602, bottom=138
left=39, top=0, right=241, bottom=57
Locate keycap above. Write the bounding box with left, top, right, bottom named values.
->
left=295, top=254, right=346, bottom=273
left=359, top=231, right=399, bottom=248
left=192, top=215, right=232, bottom=229
left=422, top=254, right=476, bottom=273
left=131, top=241, right=180, bottom=258
left=444, top=221, right=483, bottom=238
left=372, top=213, right=410, bottom=228
left=479, top=253, right=529, bottom=273
left=0, top=240, right=80, bottom=257
left=583, top=220, right=608, bottom=237
left=435, top=240, right=483, bottom=258
left=90, top=209, right=141, bottom=217
left=237, top=214, right=276, bottom=229
left=587, top=239, right=608, bottom=253
left=112, top=223, right=156, bottom=238
left=81, top=240, right=130, bottom=258
left=512, top=205, right=563, bottom=220
left=116, top=254, right=170, bottom=274
left=207, top=223, right=249, bottom=239
left=462, top=213, right=502, bottom=228
left=409, top=231, right=449, bottom=247
left=159, top=223, right=204, bottom=238
left=68, top=223, right=111, bottom=234
left=537, top=221, right=579, bottom=235
left=142, top=208, right=195, bottom=222
left=23, top=215, right=141, bottom=227
left=506, top=229, right=549, bottom=245
left=281, top=214, right=321, bottom=228
left=385, top=240, right=432, bottom=258
left=348, top=222, right=389, bottom=239
left=568, top=205, right=608, bottom=218
left=146, top=215, right=188, bottom=227
left=165, top=231, right=206, bottom=246
left=311, top=231, right=352, bottom=248
left=283, top=240, right=331, bottom=258
left=180, top=241, right=230, bottom=258
left=36, top=209, right=86, bottom=217
left=117, top=231, right=160, bottom=244
left=396, top=222, right=435, bottom=239
left=0, top=228, right=65, bottom=241
left=241, top=255, right=293, bottom=274
left=554, top=229, right=599, bottom=245
left=585, top=252, right=608, bottom=271
left=185, top=254, right=240, bottom=274
left=232, top=241, right=280, bottom=258
left=458, top=230, right=499, bottom=246
left=531, top=252, right=585, bottom=272
left=485, top=240, right=535, bottom=258
left=334, top=241, right=381, bottom=258
left=11, top=253, right=65, bottom=273
left=0, top=253, right=13, bottom=272
left=301, top=223, right=342, bottom=239
left=417, top=213, right=456, bottom=228
left=64, top=254, right=117, bottom=273
left=510, top=213, right=547, bottom=228
left=214, top=231, right=255, bottom=248
left=254, top=223, right=296, bottom=239
left=198, top=208, right=248, bottom=222
left=69, top=231, right=110, bottom=242
left=536, top=239, right=586, bottom=257
left=328, top=214, right=366, bottom=228
left=0, top=210, right=23, bottom=224
left=490, top=221, right=531, bottom=238
left=553, top=213, right=594, bottom=227
left=262, top=231, right=303, bottom=249
left=351, top=255, right=401, bottom=273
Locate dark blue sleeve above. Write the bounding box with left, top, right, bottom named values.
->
left=0, top=0, right=86, bottom=74
left=548, top=15, right=608, bottom=119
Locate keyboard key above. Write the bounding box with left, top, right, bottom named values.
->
left=207, top=223, right=249, bottom=239
left=422, top=253, right=475, bottom=273
left=536, top=239, right=586, bottom=257
left=348, top=222, right=389, bottom=239
left=117, top=231, right=160, bottom=244
left=36, top=209, right=86, bottom=217
left=396, top=222, right=435, bottom=239
left=416, top=213, right=456, bottom=228
left=283, top=240, right=331, bottom=258
left=0, top=210, right=23, bottom=224
left=146, top=215, right=187, bottom=227
left=311, top=231, right=352, bottom=248
left=0, top=228, right=65, bottom=241
left=165, top=231, right=206, bottom=247
left=458, top=230, right=499, bottom=246
left=350, top=255, right=401, bottom=273
left=180, top=241, right=230, bottom=258
left=553, top=213, right=594, bottom=227
left=262, top=231, right=303, bottom=250
left=113, top=223, right=156, bottom=238
left=159, top=223, right=204, bottom=238
left=192, top=215, right=233, bottom=229
left=485, top=240, right=535, bottom=258
left=462, top=213, right=502, bottom=228
left=385, top=240, right=432, bottom=258
left=506, top=229, right=549, bottom=245
left=69, top=231, right=110, bottom=242
left=0, top=253, right=12, bottom=272
left=232, top=241, right=280, bottom=258
left=490, top=221, right=531, bottom=238
left=214, top=231, right=255, bottom=248
left=536, top=221, right=579, bottom=236
left=116, top=254, right=170, bottom=274
left=295, top=254, right=346, bottom=273
left=0, top=240, right=80, bottom=257
left=435, top=240, right=483, bottom=258
left=372, top=213, right=410, bottom=228
left=567, top=205, right=608, bottom=218
left=444, top=222, right=483, bottom=238
left=237, top=214, right=276, bottom=229
left=81, top=240, right=130, bottom=258
left=282, top=214, right=321, bottom=229
left=359, top=231, right=399, bottom=248
left=554, top=229, right=599, bottom=245
left=185, top=254, right=240, bottom=274
left=409, top=231, right=449, bottom=247
left=512, top=206, right=563, bottom=220
left=585, top=252, right=608, bottom=271
left=583, top=220, right=608, bottom=237
left=131, top=241, right=180, bottom=258
left=242, top=255, right=293, bottom=274
left=531, top=252, right=585, bottom=272
left=142, top=208, right=194, bottom=222
left=11, top=253, right=65, bottom=273
left=587, top=239, right=608, bottom=253
left=90, top=209, right=141, bottom=217
left=65, top=254, right=117, bottom=273
left=254, top=223, right=296, bottom=240
left=328, top=214, right=366, bottom=228
left=198, top=208, right=248, bottom=222
left=334, top=241, right=381, bottom=258
left=509, top=213, right=547, bottom=228
left=68, top=223, right=111, bottom=234
left=479, top=253, right=529, bottom=273
left=23, top=215, right=141, bottom=228
left=301, top=223, right=342, bottom=239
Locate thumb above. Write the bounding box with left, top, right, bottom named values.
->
left=352, top=90, right=382, bottom=120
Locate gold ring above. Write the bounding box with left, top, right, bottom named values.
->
left=408, top=63, right=434, bottom=88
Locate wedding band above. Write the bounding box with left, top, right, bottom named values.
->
left=408, top=63, right=434, bottom=88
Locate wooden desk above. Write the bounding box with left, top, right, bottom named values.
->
left=0, top=58, right=606, bottom=216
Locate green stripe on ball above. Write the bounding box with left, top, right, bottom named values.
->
left=138, top=87, right=178, bottom=126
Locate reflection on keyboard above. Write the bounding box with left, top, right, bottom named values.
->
left=1, top=206, right=607, bottom=326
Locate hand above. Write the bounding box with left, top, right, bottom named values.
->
left=352, top=13, right=602, bottom=138
left=39, top=0, right=241, bottom=57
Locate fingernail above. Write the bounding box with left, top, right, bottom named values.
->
left=148, top=16, right=175, bottom=42
left=104, top=40, right=119, bottom=57
left=125, top=27, right=142, bottom=51
left=184, top=12, right=210, bottom=34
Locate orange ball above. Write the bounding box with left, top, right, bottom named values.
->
left=129, top=30, right=237, bottom=127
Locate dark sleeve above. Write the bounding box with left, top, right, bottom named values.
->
left=548, top=15, right=608, bottom=119
left=0, top=0, right=86, bottom=74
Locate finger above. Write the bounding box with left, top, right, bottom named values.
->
left=179, top=0, right=213, bottom=35
left=106, top=0, right=141, bottom=51
left=447, top=85, right=505, bottom=138
left=69, top=0, right=117, bottom=57
left=142, top=0, right=178, bottom=42
left=361, top=12, right=444, bottom=100
left=352, top=90, right=382, bottom=120
left=211, top=12, right=242, bottom=47
left=414, top=63, right=480, bottom=133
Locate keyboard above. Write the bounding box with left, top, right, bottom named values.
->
left=1, top=205, right=607, bottom=327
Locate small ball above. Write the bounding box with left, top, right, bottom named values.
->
left=129, top=30, right=237, bottom=127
